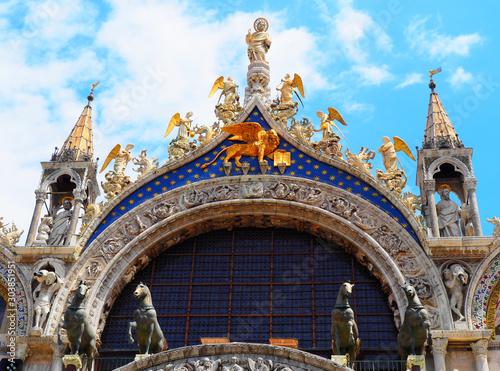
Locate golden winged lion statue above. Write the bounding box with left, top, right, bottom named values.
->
left=201, top=122, right=280, bottom=168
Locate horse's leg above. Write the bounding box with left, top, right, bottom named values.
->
left=128, top=321, right=136, bottom=345
left=74, top=323, right=85, bottom=355
left=58, top=321, right=65, bottom=345
left=334, top=326, right=342, bottom=355
left=145, top=322, right=154, bottom=354
left=409, top=322, right=415, bottom=355
left=348, top=320, right=355, bottom=345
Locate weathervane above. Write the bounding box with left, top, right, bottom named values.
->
left=91, top=81, right=100, bottom=92
left=429, top=67, right=442, bottom=79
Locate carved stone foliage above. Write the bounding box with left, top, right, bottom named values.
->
left=140, top=354, right=333, bottom=371
left=0, top=217, right=24, bottom=250
left=78, top=177, right=443, bottom=334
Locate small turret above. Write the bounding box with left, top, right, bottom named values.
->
left=417, top=72, right=481, bottom=238
left=25, top=84, right=101, bottom=246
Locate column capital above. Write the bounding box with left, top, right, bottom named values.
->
left=72, top=188, right=86, bottom=202
left=470, top=338, right=488, bottom=358
left=423, top=179, right=436, bottom=193
left=432, top=337, right=448, bottom=355
left=464, top=177, right=478, bottom=192
left=35, top=189, right=47, bottom=202
left=15, top=342, right=32, bottom=361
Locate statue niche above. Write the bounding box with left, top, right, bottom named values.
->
left=47, top=197, right=73, bottom=246
left=442, top=263, right=469, bottom=321
left=436, top=184, right=461, bottom=237
left=31, top=269, right=62, bottom=336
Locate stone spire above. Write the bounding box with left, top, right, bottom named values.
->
left=417, top=75, right=482, bottom=238
left=422, top=79, right=464, bottom=150
left=52, top=88, right=96, bottom=162
left=25, top=84, right=101, bottom=246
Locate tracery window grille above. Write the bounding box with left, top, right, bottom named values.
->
left=101, top=228, right=398, bottom=358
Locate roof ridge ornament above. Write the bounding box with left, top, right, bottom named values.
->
left=244, top=18, right=272, bottom=107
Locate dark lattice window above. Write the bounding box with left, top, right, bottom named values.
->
left=101, top=228, right=398, bottom=359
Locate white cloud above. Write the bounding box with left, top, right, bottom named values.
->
left=352, top=64, right=393, bottom=85
left=0, top=1, right=327, bottom=235
left=448, top=67, right=473, bottom=89
left=405, top=17, right=483, bottom=60
left=396, top=72, right=424, bottom=89
left=329, top=2, right=393, bottom=63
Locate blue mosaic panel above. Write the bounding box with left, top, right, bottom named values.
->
left=87, top=108, right=419, bottom=248
left=100, top=228, right=399, bottom=359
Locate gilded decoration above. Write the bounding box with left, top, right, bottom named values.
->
left=85, top=107, right=420, bottom=248
left=201, top=122, right=280, bottom=168
left=209, top=76, right=242, bottom=124
left=270, top=73, right=304, bottom=127
left=75, top=174, right=443, bottom=333
left=100, top=143, right=134, bottom=200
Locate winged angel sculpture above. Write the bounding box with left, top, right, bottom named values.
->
left=310, top=107, right=347, bottom=158
left=165, top=112, right=197, bottom=162
left=209, top=76, right=242, bottom=124
left=100, top=144, right=134, bottom=200
left=201, top=122, right=280, bottom=168
left=376, top=136, right=415, bottom=195
left=270, top=73, right=305, bottom=127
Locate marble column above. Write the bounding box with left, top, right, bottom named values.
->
left=423, top=180, right=439, bottom=237
left=26, top=189, right=47, bottom=246
left=432, top=337, right=448, bottom=371
left=465, top=178, right=482, bottom=236
left=66, top=188, right=85, bottom=246
left=471, top=339, right=489, bottom=371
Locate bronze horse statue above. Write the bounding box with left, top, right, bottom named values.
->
left=331, top=282, right=360, bottom=361
left=397, top=283, right=432, bottom=360
left=128, top=282, right=167, bottom=354
left=58, top=281, right=97, bottom=362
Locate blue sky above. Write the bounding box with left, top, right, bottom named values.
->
left=0, top=0, right=498, bottom=236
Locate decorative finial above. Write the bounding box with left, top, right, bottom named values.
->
left=88, top=81, right=99, bottom=102
left=429, top=79, right=436, bottom=92
left=428, top=67, right=441, bottom=92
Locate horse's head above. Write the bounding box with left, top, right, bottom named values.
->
left=340, top=282, right=354, bottom=297
left=76, top=281, right=89, bottom=300
left=402, top=283, right=416, bottom=299
left=134, top=282, right=150, bottom=300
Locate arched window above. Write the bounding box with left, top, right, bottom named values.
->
left=101, top=228, right=398, bottom=359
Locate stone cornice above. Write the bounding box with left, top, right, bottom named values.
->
left=115, top=342, right=351, bottom=371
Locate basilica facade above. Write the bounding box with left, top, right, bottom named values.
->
left=1, top=18, right=499, bottom=371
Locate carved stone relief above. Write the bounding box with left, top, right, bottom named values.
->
left=71, top=177, right=446, bottom=336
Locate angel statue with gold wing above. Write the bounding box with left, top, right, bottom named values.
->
left=376, top=136, right=415, bottom=195
left=270, top=73, right=305, bottom=127
left=201, top=122, right=280, bottom=169
left=99, top=144, right=135, bottom=200
left=310, top=107, right=347, bottom=158
left=165, top=112, right=197, bottom=162
left=209, top=76, right=241, bottom=124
